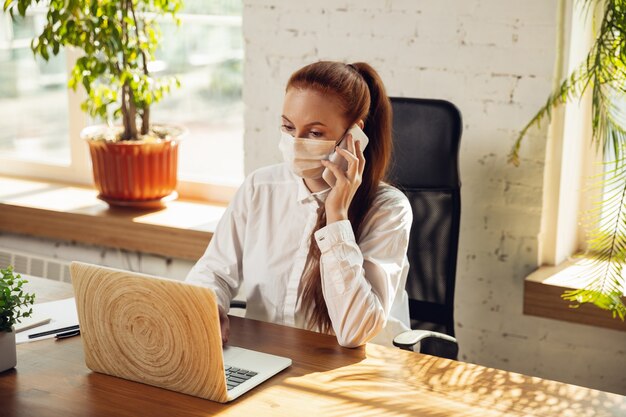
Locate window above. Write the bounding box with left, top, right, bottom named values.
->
left=151, top=0, right=244, bottom=186
left=537, top=1, right=597, bottom=266
left=0, top=1, right=243, bottom=202
left=0, top=13, right=70, bottom=165
left=523, top=3, right=626, bottom=325
left=0, top=10, right=70, bottom=165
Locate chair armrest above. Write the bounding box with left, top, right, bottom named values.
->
left=229, top=300, right=247, bottom=309
left=393, top=330, right=459, bottom=360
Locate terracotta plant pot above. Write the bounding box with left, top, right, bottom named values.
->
left=0, top=329, right=16, bottom=373
left=82, top=125, right=185, bottom=207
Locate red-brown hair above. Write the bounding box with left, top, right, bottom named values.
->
left=286, top=61, right=393, bottom=333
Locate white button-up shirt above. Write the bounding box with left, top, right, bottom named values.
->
left=186, top=163, right=412, bottom=347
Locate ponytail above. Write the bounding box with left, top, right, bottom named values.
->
left=347, top=62, right=393, bottom=238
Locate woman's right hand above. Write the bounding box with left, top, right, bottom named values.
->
left=218, top=306, right=230, bottom=346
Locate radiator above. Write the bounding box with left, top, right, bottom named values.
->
left=0, top=248, right=71, bottom=283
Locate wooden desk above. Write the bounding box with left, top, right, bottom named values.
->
left=2, top=277, right=625, bottom=417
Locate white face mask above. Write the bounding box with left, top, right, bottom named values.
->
left=278, top=131, right=337, bottom=179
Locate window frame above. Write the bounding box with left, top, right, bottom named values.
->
left=537, top=0, right=602, bottom=267
left=0, top=11, right=242, bottom=205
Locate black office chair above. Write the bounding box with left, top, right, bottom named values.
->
left=387, top=97, right=462, bottom=360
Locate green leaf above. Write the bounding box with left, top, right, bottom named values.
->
left=82, top=76, right=91, bottom=93
left=3, top=0, right=14, bottom=12
left=0, top=264, right=35, bottom=331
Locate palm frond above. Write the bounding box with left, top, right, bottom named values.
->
left=508, top=59, right=594, bottom=166
left=513, top=0, right=626, bottom=319
left=564, top=131, right=626, bottom=319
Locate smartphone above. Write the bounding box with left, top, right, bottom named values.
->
left=322, top=124, right=369, bottom=187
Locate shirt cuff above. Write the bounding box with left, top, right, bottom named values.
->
left=314, top=220, right=356, bottom=253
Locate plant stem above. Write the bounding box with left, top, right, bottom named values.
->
left=121, top=0, right=137, bottom=140
left=129, top=0, right=151, bottom=135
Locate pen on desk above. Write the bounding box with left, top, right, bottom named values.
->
left=15, top=317, right=52, bottom=333
left=28, top=325, right=80, bottom=339
left=55, top=329, right=81, bottom=339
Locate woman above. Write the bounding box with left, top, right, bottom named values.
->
left=186, top=61, right=412, bottom=348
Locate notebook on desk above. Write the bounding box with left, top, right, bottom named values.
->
left=69, top=261, right=292, bottom=403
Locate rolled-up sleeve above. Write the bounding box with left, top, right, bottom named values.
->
left=185, top=179, right=250, bottom=312
left=315, top=192, right=412, bottom=348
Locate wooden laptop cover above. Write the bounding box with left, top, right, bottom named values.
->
left=70, top=262, right=229, bottom=403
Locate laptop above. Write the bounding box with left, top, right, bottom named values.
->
left=70, top=261, right=292, bottom=403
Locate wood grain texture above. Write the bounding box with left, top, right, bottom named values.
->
left=524, top=280, right=626, bottom=332
left=3, top=278, right=625, bottom=417
left=70, top=262, right=228, bottom=402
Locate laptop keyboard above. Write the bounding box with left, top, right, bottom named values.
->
left=224, top=366, right=258, bottom=391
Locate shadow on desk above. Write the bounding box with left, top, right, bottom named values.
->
left=277, top=344, right=626, bottom=417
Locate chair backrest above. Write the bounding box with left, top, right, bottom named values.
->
left=386, top=97, right=462, bottom=337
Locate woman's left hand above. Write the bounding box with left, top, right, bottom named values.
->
left=321, top=133, right=366, bottom=224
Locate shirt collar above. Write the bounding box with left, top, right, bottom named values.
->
left=296, top=176, right=331, bottom=204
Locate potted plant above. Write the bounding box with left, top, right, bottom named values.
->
left=3, top=0, right=185, bottom=207
left=510, top=0, right=626, bottom=319
left=0, top=266, right=35, bottom=373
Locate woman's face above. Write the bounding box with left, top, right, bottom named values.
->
left=281, top=88, right=350, bottom=143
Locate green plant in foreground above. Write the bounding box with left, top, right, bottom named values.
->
left=2, top=0, right=183, bottom=140
left=0, top=266, right=35, bottom=332
left=510, top=0, right=626, bottom=320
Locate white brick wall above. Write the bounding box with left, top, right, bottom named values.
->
left=3, top=0, right=624, bottom=395
left=242, top=0, right=626, bottom=394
